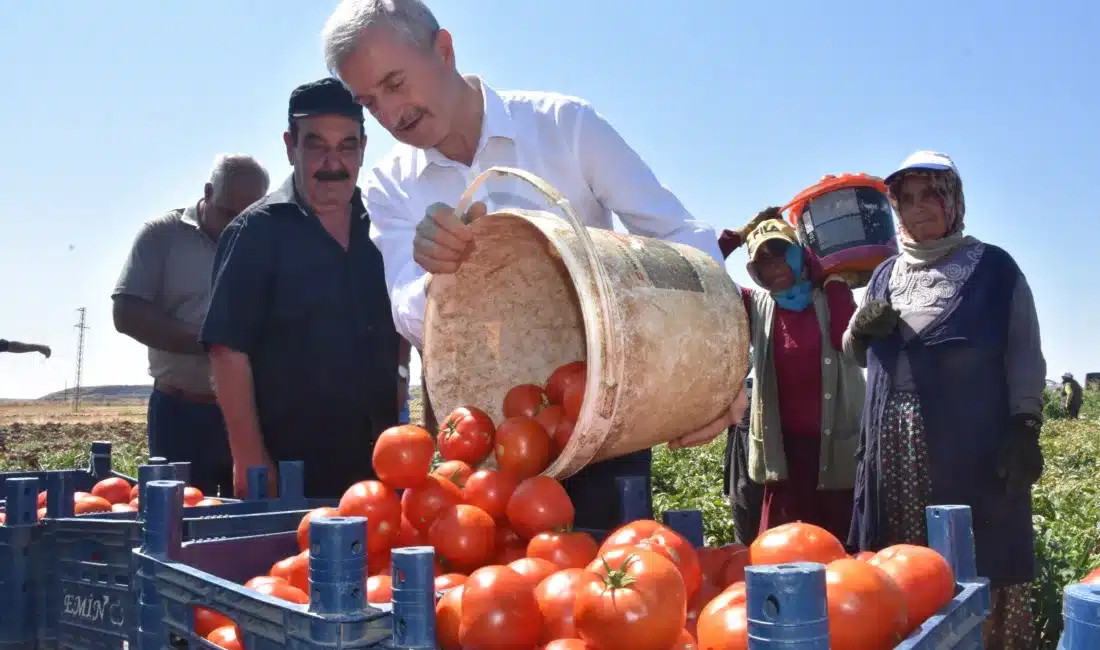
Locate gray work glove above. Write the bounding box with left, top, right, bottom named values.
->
left=849, top=299, right=900, bottom=342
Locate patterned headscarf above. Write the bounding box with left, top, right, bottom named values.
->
left=886, top=168, right=966, bottom=244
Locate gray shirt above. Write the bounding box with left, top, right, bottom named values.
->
left=113, top=204, right=217, bottom=392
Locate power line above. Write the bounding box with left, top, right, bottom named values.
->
left=73, top=307, right=89, bottom=412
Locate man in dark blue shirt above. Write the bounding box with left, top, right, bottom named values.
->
left=200, top=78, right=404, bottom=498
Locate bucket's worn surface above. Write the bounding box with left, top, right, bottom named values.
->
left=424, top=168, right=750, bottom=479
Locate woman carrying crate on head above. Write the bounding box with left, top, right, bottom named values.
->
left=844, top=151, right=1046, bottom=649
left=718, top=203, right=866, bottom=543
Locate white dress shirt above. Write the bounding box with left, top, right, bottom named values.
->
left=365, top=78, right=726, bottom=349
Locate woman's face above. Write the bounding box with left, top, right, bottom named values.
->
left=894, top=175, right=950, bottom=242
left=752, top=243, right=796, bottom=291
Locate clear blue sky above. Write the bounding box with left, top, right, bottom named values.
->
left=1, top=1, right=1097, bottom=399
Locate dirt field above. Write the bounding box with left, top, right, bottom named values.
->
left=0, top=390, right=425, bottom=477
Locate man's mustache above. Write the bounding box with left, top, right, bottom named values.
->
left=315, top=169, right=350, bottom=182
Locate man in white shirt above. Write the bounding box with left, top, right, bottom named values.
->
left=322, top=0, right=744, bottom=528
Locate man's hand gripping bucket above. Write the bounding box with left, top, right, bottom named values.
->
left=424, top=167, right=751, bottom=479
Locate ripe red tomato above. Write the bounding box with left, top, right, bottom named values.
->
left=270, top=551, right=309, bottom=594
left=462, top=469, right=518, bottom=522
left=541, top=640, right=594, bottom=650
left=428, top=504, right=497, bottom=569
left=111, top=503, right=134, bottom=513
left=372, top=425, right=435, bottom=489
left=402, top=474, right=464, bottom=534
left=296, top=506, right=340, bottom=552
left=545, top=361, right=586, bottom=406
left=495, top=416, right=552, bottom=479
left=367, top=574, right=393, bottom=603
left=576, top=547, right=687, bottom=650
left=505, top=476, right=575, bottom=539
left=439, top=406, right=496, bottom=466
left=852, top=550, right=877, bottom=562
left=91, top=478, right=132, bottom=505
left=243, top=576, right=287, bottom=590
left=507, top=557, right=559, bottom=590
left=527, top=531, right=599, bottom=569
left=193, top=606, right=233, bottom=638
left=534, top=568, right=603, bottom=642
left=697, top=544, right=747, bottom=588
left=535, top=405, right=576, bottom=459
left=869, top=544, right=955, bottom=633
left=825, top=558, right=907, bottom=649
left=74, top=495, right=113, bottom=515
left=193, top=498, right=222, bottom=507
left=748, top=521, right=847, bottom=566
left=696, top=582, right=747, bottom=650
left=205, top=625, right=243, bottom=650
left=436, top=585, right=464, bottom=650
left=600, top=520, right=703, bottom=599
left=503, top=384, right=549, bottom=419
left=249, top=581, right=309, bottom=604
left=433, top=460, right=473, bottom=488
left=460, top=565, right=543, bottom=650
left=686, top=578, right=723, bottom=639
left=183, top=487, right=205, bottom=507
left=395, top=515, right=426, bottom=548
left=1083, top=567, right=1100, bottom=584
left=720, top=547, right=749, bottom=587
left=435, top=573, right=467, bottom=591
left=671, top=629, right=697, bottom=650
left=338, top=480, right=403, bottom=552
left=493, top=526, right=529, bottom=564
left=562, top=382, right=585, bottom=422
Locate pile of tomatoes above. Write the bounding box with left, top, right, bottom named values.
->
left=694, top=522, right=957, bottom=650
left=0, top=477, right=221, bottom=525
left=189, top=352, right=958, bottom=650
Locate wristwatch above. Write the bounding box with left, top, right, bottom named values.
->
left=398, top=365, right=410, bottom=381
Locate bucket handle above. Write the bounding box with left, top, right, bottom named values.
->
left=454, top=166, right=620, bottom=391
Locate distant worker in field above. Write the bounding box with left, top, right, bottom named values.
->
left=113, top=154, right=270, bottom=498
left=1062, top=372, right=1083, bottom=419
left=200, top=79, right=409, bottom=499
left=320, top=0, right=744, bottom=530
left=0, top=339, right=51, bottom=358
left=718, top=212, right=864, bottom=544
left=845, top=151, right=1045, bottom=649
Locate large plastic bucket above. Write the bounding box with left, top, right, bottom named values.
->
left=423, top=167, right=750, bottom=479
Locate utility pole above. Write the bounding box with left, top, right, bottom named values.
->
left=73, top=307, right=89, bottom=412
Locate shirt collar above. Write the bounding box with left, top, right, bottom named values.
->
left=180, top=201, right=202, bottom=229
left=415, top=76, right=516, bottom=178
left=270, top=173, right=368, bottom=221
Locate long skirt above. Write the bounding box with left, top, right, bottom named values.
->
left=758, top=435, right=854, bottom=544
left=881, top=392, right=1035, bottom=650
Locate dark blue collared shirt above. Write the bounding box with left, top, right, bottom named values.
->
left=200, top=175, right=400, bottom=497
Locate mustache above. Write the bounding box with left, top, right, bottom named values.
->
left=314, top=169, right=350, bottom=182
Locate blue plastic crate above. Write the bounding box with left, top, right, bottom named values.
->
left=44, top=462, right=336, bottom=650
left=0, top=478, right=43, bottom=650
left=136, top=481, right=407, bottom=650
left=0, top=442, right=134, bottom=512
left=134, top=476, right=703, bottom=650
left=1059, top=582, right=1100, bottom=649
left=743, top=505, right=992, bottom=650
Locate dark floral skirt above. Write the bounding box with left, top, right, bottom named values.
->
left=881, top=392, right=1034, bottom=650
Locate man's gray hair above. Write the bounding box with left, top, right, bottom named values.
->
left=322, top=0, right=441, bottom=76
left=208, top=154, right=269, bottom=198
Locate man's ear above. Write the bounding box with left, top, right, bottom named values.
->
left=204, top=183, right=214, bottom=202
left=283, top=131, right=295, bottom=165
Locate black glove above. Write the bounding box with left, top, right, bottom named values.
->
left=849, top=299, right=900, bottom=341
left=996, top=414, right=1044, bottom=494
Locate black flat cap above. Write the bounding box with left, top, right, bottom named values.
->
left=288, top=77, right=364, bottom=123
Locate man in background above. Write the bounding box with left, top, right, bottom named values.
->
left=200, top=79, right=405, bottom=499
left=1062, top=372, right=1083, bottom=419
left=113, top=154, right=270, bottom=497
left=0, top=340, right=51, bottom=357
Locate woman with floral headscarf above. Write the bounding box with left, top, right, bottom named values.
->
left=718, top=211, right=865, bottom=542
left=845, top=151, right=1045, bottom=649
